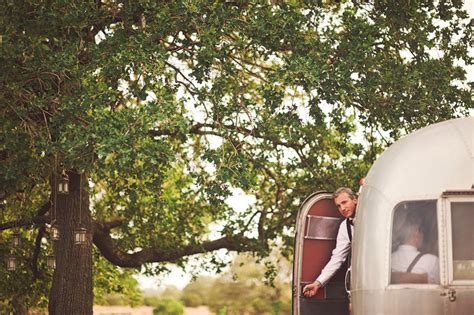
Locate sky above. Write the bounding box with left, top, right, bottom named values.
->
left=136, top=1, right=474, bottom=292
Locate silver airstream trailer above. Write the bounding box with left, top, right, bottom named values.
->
left=293, top=117, right=474, bottom=314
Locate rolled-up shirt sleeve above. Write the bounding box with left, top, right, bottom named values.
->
left=316, top=219, right=352, bottom=286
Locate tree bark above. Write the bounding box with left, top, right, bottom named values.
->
left=48, top=172, right=93, bottom=314
left=12, top=294, right=28, bottom=315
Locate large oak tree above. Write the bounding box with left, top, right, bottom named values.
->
left=1, top=0, right=472, bottom=313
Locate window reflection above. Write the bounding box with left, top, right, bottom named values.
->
left=451, top=202, right=474, bottom=281
left=390, top=200, right=439, bottom=284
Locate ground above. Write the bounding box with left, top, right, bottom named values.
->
left=91, top=305, right=211, bottom=315
left=184, top=306, right=212, bottom=315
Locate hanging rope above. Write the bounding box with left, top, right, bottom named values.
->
left=53, top=155, right=57, bottom=226
left=79, top=172, right=82, bottom=227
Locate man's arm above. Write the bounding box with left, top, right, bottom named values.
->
left=303, top=220, right=351, bottom=297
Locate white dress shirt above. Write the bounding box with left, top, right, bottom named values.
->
left=391, top=244, right=440, bottom=284
left=316, top=219, right=353, bottom=286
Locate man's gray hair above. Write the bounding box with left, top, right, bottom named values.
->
left=399, top=211, right=424, bottom=244
left=333, top=187, right=356, bottom=200
left=392, top=208, right=424, bottom=249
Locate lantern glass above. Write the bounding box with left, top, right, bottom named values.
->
left=11, top=233, right=21, bottom=247
left=58, top=174, right=69, bottom=194
left=74, top=228, right=87, bottom=245
left=6, top=256, right=17, bottom=271
left=46, top=255, right=56, bottom=269
left=51, top=226, right=60, bottom=241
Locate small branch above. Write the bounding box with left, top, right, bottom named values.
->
left=231, top=54, right=275, bottom=72
left=0, top=216, right=50, bottom=231
left=228, top=55, right=269, bottom=83
left=37, top=200, right=51, bottom=216
left=165, top=61, right=198, bottom=91
left=242, top=210, right=261, bottom=232
left=31, top=226, right=46, bottom=282
left=0, top=201, right=51, bottom=231
left=149, top=123, right=303, bottom=150
left=101, top=218, right=123, bottom=230
left=257, top=208, right=267, bottom=241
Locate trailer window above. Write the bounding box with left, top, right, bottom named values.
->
left=451, top=202, right=474, bottom=281
left=305, top=215, right=342, bottom=240
left=390, top=200, right=439, bottom=284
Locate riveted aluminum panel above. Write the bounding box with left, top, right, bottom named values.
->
left=352, top=117, right=474, bottom=315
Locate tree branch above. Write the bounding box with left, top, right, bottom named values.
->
left=0, top=216, right=50, bottom=231
left=0, top=201, right=51, bottom=231
left=164, top=60, right=201, bottom=96
left=92, top=219, right=256, bottom=267
left=149, top=123, right=303, bottom=150
left=31, top=226, right=46, bottom=282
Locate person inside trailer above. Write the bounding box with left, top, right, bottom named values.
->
left=391, top=205, right=440, bottom=284
left=302, top=187, right=357, bottom=297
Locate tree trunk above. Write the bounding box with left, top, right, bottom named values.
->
left=49, top=172, right=93, bottom=314
left=12, top=295, right=28, bottom=315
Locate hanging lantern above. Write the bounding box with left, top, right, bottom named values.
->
left=46, top=255, right=56, bottom=269
left=74, top=227, right=87, bottom=245
left=58, top=171, right=69, bottom=194
left=50, top=225, right=60, bottom=241
left=11, top=233, right=21, bottom=247
left=6, top=256, right=17, bottom=271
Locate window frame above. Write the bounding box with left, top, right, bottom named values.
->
left=388, top=198, right=440, bottom=287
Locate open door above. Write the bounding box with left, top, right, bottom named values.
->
left=293, top=192, right=350, bottom=315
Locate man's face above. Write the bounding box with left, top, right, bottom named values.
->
left=334, top=192, right=357, bottom=218
left=414, top=226, right=424, bottom=249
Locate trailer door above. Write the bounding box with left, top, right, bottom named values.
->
left=292, top=192, right=349, bottom=315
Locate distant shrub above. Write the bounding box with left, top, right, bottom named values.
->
left=153, top=298, right=184, bottom=315
left=181, top=292, right=203, bottom=307
left=270, top=300, right=292, bottom=315
left=143, top=296, right=161, bottom=307
left=103, top=293, right=128, bottom=306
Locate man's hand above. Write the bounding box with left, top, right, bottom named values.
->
left=302, top=280, right=322, bottom=297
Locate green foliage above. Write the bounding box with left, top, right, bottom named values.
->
left=93, top=253, right=142, bottom=306
left=143, top=285, right=182, bottom=307
left=180, top=276, right=213, bottom=307
left=0, top=228, right=53, bottom=311
left=160, top=286, right=183, bottom=301
left=153, top=298, right=184, bottom=315
left=181, top=253, right=292, bottom=315
left=143, top=296, right=161, bottom=308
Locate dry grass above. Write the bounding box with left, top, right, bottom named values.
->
left=91, top=305, right=211, bottom=315
left=185, top=306, right=212, bottom=315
